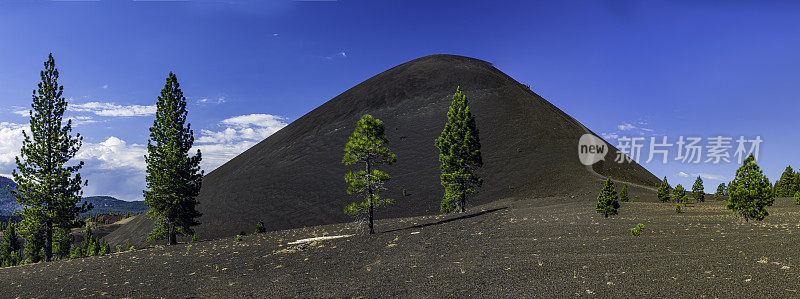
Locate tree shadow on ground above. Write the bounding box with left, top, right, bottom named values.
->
left=382, top=207, right=508, bottom=233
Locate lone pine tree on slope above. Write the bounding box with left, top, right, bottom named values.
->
left=12, top=54, right=91, bottom=262
left=657, top=176, right=671, bottom=203
left=435, top=87, right=483, bottom=213
left=774, top=166, right=797, bottom=198
left=342, top=114, right=397, bottom=234
left=727, top=154, right=774, bottom=222
left=692, top=176, right=705, bottom=202
left=596, top=177, right=620, bottom=217
left=144, top=72, right=203, bottom=245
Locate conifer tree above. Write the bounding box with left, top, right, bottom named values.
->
left=657, top=176, right=671, bottom=203
left=52, top=227, right=73, bottom=259
left=714, top=183, right=726, bottom=201
left=255, top=220, right=266, bottom=234
left=144, top=72, right=204, bottom=245
left=435, top=87, right=483, bottom=213
left=692, top=176, right=705, bottom=202
left=596, top=177, right=620, bottom=217
left=342, top=114, right=397, bottom=234
left=673, top=184, right=688, bottom=204
left=727, top=154, right=774, bottom=222
left=0, top=222, right=20, bottom=264
left=620, top=184, right=630, bottom=202
left=11, top=54, right=90, bottom=262
left=774, top=166, right=797, bottom=198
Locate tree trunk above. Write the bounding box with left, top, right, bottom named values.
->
left=366, top=160, right=374, bottom=234
left=168, top=224, right=177, bottom=245
left=44, top=220, right=52, bottom=262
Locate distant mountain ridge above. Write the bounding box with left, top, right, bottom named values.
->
left=0, top=176, right=147, bottom=216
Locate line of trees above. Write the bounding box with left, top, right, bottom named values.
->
left=342, top=87, right=484, bottom=233
left=3, top=54, right=204, bottom=267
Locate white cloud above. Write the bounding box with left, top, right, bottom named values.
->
left=77, top=136, right=147, bottom=171
left=618, top=123, right=636, bottom=131
left=69, top=102, right=156, bottom=117
left=197, top=97, right=225, bottom=105
left=195, top=113, right=288, bottom=171
left=0, top=122, right=28, bottom=166
left=65, top=116, right=97, bottom=126
left=102, top=84, right=108, bottom=89
left=12, top=110, right=28, bottom=117
left=601, top=133, right=619, bottom=140
left=677, top=171, right=726, bottom=181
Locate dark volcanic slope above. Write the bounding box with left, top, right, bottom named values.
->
left=110, top=54, right=659, bottom=244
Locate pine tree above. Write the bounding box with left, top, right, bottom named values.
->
left=596, top=177, right=620, bottom=217
left=144, top=72, right=204, bottom=246
left=342, top=114, right=397, bottom=234
left=620, top=184, right=630, bottom=202
left=52, top=227, right=73, bottom=259
left=714, top=183, right=726, bottom=201
left=435, top=87, right=483, bottom=213
left=692, top=176, right=705, bottom=202
left=11, top=54, right=90, bottom=262
left=657, top=176, right=672, bottom=203
left=0, top=222, right=21, bottom=265
left=774, top=166, right=797, bottom=198
left=673, top=184, right=688, bottom=204
left=727, top=154, right=774, bottom=222
left=22, top=226, right=44, bottom=263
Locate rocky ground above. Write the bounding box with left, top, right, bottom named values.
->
left=2, top=196, right=800, bottom=297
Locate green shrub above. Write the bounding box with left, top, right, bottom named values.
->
left=629, top=223, right=644, bottom=236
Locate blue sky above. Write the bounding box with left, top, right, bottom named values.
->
left=0, top=0, right=798, bottom=200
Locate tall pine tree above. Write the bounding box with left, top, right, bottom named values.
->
left=596, top=177, right=620, bottom=217
left=714, top=183, right=726, bottom=201
left=774, top=166, right=797, bottom=198
left=673, top=184, right=689, bottom=204
left=657, top=176, right=671, bottom=203
left=692, top=176, right=705, bottom=202
left=342, top=114, right=397, bottom=234
left=435, top=87, right=483, bottom=213
left=727, top=154, right=773, bottom=222
left=144, top=72, right=203, bottom=245
left=12, top=54, right=90, bottom=262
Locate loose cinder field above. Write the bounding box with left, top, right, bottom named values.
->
left=2, top=195, right=799, bottom=297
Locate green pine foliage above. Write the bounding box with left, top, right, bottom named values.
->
left=23, top=227, right=44, bottom=263
left=435, top=87, right=483, bottom=213
left=657, top=177, right=671, bottom=203
left=620, top=184, right=630, bottom=202
left=596, top=177, right=620, bottom=218
left=255, top=220, right=266, bottom=234
left=0, top=222, right=21, bottom=266
left=774, top=166, right=798, bottom=198
left=672, top=184, right=689, bottom=204
left=144, top=73, right=204, bottom=245
left=342, top=114, right=397, bottom=234
left=714, top=183, right=726, bottom=201
left=795, top=191, right=800, bottom=205
left=675, top=203, right=682, bottom=213
left=692, top=176, right=705, bottom=202
left=11, top=54, right=91, bottom=262
left=52, top=227, right=73, bottom=260
left=726, top=154, right=774, bottom=222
